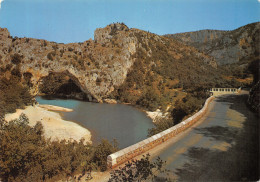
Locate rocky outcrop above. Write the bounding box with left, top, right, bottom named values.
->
left=165, top=22, right=260, bottom=65
left=0, top=23, right=218, bottom=103
left=0, top=23, right=139, bottom=102
left=0, top=28, right=10, bottom=39
left=94, top=23, right=130, bottom=45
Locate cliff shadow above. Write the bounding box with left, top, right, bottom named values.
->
left=38, top=72, right=91, bottom=101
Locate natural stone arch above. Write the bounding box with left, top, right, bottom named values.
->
left=38, top=71, right=94, bottom=101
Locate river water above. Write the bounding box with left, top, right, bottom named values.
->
left=36, top=96, right=154, bottom=149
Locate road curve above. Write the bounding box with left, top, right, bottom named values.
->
left=150, top=93, right=259, bottom=181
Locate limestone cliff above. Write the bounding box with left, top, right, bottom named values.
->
left=0, top=23, right=138, bottom=102
left=0, top=23, right=218, bottom=103
left=165, top=22, right=260, bottom=65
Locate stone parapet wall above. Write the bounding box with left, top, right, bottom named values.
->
left=107, top=96, right=215, bottom=168
left=210, top=87, right=241, bottom=96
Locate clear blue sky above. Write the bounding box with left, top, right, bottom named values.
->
left=0, top=0, right=259, bottom=43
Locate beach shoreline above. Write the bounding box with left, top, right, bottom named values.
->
left=38, top=104, right=73, bottom=112
left=4, top=105, right=92, bottom=144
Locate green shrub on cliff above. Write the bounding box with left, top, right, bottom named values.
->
left=11, top=53, right=23, bottom=64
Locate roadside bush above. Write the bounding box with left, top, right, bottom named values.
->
left=148, top=118, right=173, bottom=137
left=92, top=139, right=118, bottom=171
left=147, top=94, right=205, bottom=137
left=172, top=94, right=204, bottom=125
left=109, top=154, right=167, bottom=182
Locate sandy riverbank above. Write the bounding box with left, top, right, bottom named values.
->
left=39, top=104, right=73, bottom=112
left=5, top=105, right=92, bottom=144
left=146, top=109, right=169, bottom=123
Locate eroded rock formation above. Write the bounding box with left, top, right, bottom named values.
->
left=0, top=23, right=217, bottom=102
left=165, top=22, right=260, bottom=65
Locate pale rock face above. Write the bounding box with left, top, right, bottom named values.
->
left=0, top=24, right=139, bottom=102
left=94, top=23, right=129, bottom=44
left=0, top=23, right=219, bottom=103
left=0, top=28, right=10, bottom=39
left=165, top=22, right=260, bottom=65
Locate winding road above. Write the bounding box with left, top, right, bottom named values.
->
left=150, top=92, right=259, bottom=181
left=90, top=92, right=259, bottom=182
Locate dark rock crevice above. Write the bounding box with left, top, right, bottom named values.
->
left=38, top=72, right=91, bottom=101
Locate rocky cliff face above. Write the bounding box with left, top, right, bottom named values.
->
left=0, top=23, right=218, bottom=103
left=165, top=22, right=260, bottom=65
left=0, top=23, right=138, bottom=102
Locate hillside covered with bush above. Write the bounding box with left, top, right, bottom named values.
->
left=0, top=22, right=240, bottom=112
left=0, top=22, right=258, bottom=181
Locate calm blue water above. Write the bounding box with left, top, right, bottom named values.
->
left=36, top=96, right=154, bottom=148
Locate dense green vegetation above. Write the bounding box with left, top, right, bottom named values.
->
left=109, top=29, right=255, bottom=139
left=148, top=94, right=205, bottom=137
left=110, top=30, right=241, bottom=113
left=219, top=58, right=258, bottom=87
left=0, top=114, right=118, bottom=181
left=109, top=154, right=170, bottom=182
left=0, top=66, right=118, bottom=181
left=221, top=58, right=259, bottom=114
left=109, top=31, right=245, bottom=138
left=0, top=23, right=257, bottom=181
left=0, top=68, right=34, bottom=117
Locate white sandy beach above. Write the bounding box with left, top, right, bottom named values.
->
left=5, top=105, right=92, bottom=144
left=39, top=104, right=73, bottom=112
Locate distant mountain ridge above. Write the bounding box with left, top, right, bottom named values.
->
left=165, top=22, right=260, bottom=65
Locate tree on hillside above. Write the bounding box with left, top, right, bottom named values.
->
left=0, top=75, right=33, bottom=116
left=137, top=87, right=161, bottom=111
